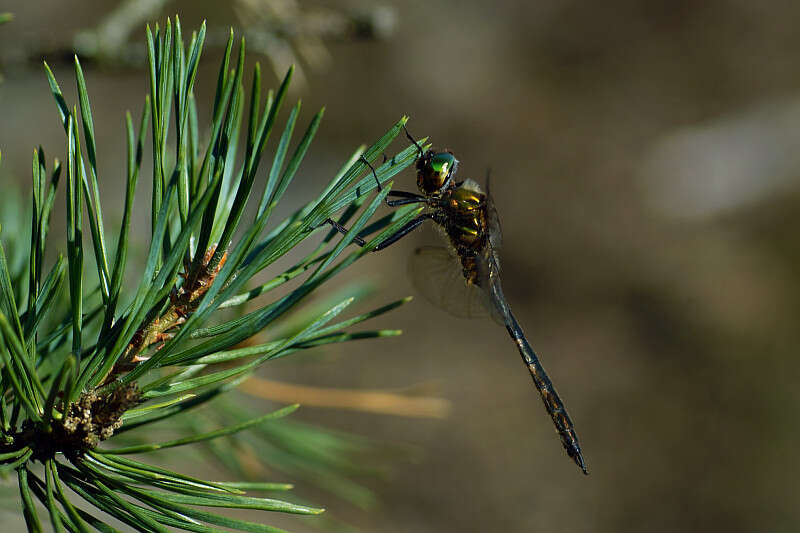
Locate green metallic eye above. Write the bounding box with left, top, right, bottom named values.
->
left=430, top=153, right=457, bottom=176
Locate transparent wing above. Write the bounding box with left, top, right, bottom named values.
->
left=408, top=246, right=492, bottom=320
left=484, top=173, right=502, bottom=252
left=479, top=176, right=509, bottom=325
left=474, top=247, right=509, bottom=326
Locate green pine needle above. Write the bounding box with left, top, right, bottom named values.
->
left=0, top=17, right=423, bottom=532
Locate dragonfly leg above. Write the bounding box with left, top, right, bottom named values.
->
left=402, top=123, right=425, bottom=157
left=322, top=213, right=433, bottom=251
left=372, top=213, right=434, bottom=251
left=360, top=155, right=387, bottom=194
left=322, top=218, right=368, bottom=247
left=386, top=190, right=427, bottom=207
left=362, top=155, right=414, bottom=210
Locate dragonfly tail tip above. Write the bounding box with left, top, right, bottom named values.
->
left=571, top=451, right=588, bottom=475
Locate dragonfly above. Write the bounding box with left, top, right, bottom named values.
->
left=326, top=127, right=587, bottom=474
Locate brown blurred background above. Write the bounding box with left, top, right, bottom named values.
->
left=2, top=1, right=800, bottom=532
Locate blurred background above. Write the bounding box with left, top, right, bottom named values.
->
left=2, top=1, right=800, bottom=532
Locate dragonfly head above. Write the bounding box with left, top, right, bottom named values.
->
left=417, top=150, right=459, bottom=196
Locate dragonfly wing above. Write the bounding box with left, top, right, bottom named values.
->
left=484, top=174, right=503, bottom=252
left=408, top=246, right=492, bottom=320
left=474, top=248, right=510, bottom=326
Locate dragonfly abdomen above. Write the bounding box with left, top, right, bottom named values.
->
left=504, top=311, right=588, bottom=475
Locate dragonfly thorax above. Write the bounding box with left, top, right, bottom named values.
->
left=438, top=179, right=488, bottom=252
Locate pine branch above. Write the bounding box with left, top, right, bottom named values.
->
left=0, top=17, right=422, bottom=532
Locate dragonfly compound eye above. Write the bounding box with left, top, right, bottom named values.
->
left=417, top=151, right=459, bottom=195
